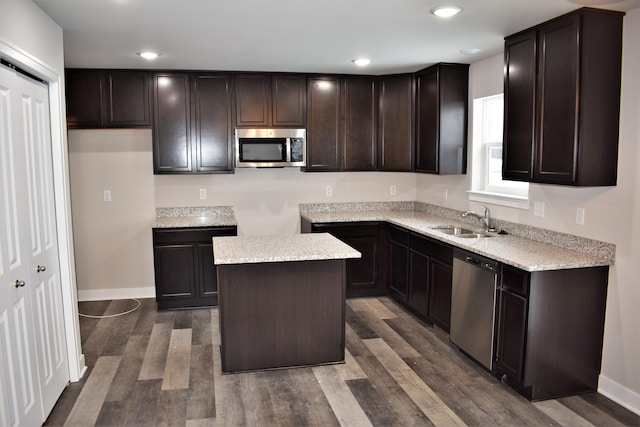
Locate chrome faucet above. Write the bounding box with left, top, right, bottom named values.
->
left=461, top=203, right=494, bottom=232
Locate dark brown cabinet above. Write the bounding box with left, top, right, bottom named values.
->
left=305, top=75, right=378, bottom=172
left=415, top=63, right=469, bottom=175
left=495, top=264, right=609, bottom=401
left=503, top=8, right=624, bottom=186
left=305, top=76, right=343, bottom=171
left=234, top=73, right=306, bottom=128
left=345, top=76, right=377, bottom=170
left=302, top=220, right=388, bottom=297
left=378, top=74, right=414, bottom=171
left=391, top=228, right=453, bottom=330
left=152, top=226, right=237, bottom=309
left=66, top=69, right=151, bottom=129
left=153, top=72, right=233, bottom=174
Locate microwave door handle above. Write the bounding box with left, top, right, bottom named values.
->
left=286, top=139, right=292, bottom=162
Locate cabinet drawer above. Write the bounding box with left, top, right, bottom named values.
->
left=389, top=225, right=409, bottom=245
left=153, top=226, right=237, bottom=244
left=409, top=233, right=453, bottom=265
left=501, top=265, right=529, bottom=296
left=312, top=222, right=379, bottom=238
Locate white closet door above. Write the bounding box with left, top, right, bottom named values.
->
left=0, top=64, right=69, bottom=426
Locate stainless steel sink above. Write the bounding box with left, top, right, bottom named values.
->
left=431, top=226, right=493, bottom=238
left=455, top=233, right=494, bottom=238
left=431, top=226, right=476, bottom=235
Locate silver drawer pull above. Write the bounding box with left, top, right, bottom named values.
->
left=36, top=265, right=46, bottom=273
left=14, top=280, right=26, bottom=288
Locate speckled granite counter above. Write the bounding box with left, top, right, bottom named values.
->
left=300, top=202, right=615, bottom=272
left=212, top=233, right=361, bottom=265
left=152, top=206, right=237, bottom=228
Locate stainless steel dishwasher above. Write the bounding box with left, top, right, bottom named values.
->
left=450, top=248, right=498, bottom=370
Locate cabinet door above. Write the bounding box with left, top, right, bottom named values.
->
left=104, top=70, right=151, bottom=127
left=235, top=74, right=270, bottom=127
left=196, top=243, right=218, bottom=302
left=344, top=76, right=377, bottom=170
left=415, top=64, right=468, bottom=175
left=415, top=68, right=439, bottom=173
left=306, top=76, right=343, bottom=170
left=378, top=74, right=414, bottom=171
left=503, top=31, right=537, bottom=181
left=496, top=290, right=528, bottom=383
left=65, top=69, right=103, bottom=128
left=428, top=259, right=452, bottom=331
left=535, top=15, right=580, bottom=184
left=154, top=245, right=197, bottom=300
left=408, top=250, right=429, bottom=317
left=153, top=73, right=192, bottom=173
left=192, top=74, right=234, bottom=172
left=272, top=74, right=306, bottom=126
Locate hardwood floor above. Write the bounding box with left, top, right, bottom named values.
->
left=45, top=297, right=639, bottom=427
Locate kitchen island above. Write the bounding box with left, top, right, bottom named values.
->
left=212, top=233, right=361, bottom=373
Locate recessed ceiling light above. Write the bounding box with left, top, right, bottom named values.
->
left=460, top=48, right=482, bottom=55
left=137, top=51, right=161, bottom=60
left=431, top=6, right=462, bottom=18
left=352, top=58, right=372, bottom=67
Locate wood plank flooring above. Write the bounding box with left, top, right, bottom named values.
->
left=44, top=297, right=639, bottom=426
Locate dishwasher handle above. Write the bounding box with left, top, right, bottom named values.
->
left=457, top=250, right=498, bottom=273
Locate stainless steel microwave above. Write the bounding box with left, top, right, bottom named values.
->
left=235, top=128, right=306, bottom=168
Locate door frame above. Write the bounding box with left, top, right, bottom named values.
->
left=0, top=41, right=85, bottom=382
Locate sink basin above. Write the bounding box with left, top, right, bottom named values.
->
left=431, top=226, right=493, bottom=238
left=431, top=226, right=476, bottom=235
left=455, top=233, right=494, bottom=238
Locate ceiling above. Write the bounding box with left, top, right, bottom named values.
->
left=34, top=0, right=639, bottom=75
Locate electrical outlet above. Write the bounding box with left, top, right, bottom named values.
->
left=533, top=201, right=545, bottom=217
left=390, top=185, right=397, bottom=196
left=199, top=188, right=207, bottom=200
left=103, top=190, right=112, bottom=202
left=443, top=188, right=448, bottom=200
left=576, top=207, right=585, bottom=225
left=325, top=185, right=333, bottom=197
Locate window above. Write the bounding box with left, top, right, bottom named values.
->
left=470, top=94, right=529, bottom=208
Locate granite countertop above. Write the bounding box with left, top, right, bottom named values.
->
left=152, top=206, right=238, bottom=229
left=212, top=233, right=361, bottom=265
left=301, top=209, right=612, bottom=272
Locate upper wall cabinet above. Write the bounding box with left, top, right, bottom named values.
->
left=153, top=72, right=234, bottom=174
left=503, top=7, right=625, bottom=186
left=234, top=73, right=306, bottom=128
left=378, top=74, right=414, bottom=171
left=305, top=75, right=378, bottom=172
left=66, top=69, right=151, bottom=129
left=415, top=63, right=469, bottom=175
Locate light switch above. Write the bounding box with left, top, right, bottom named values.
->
left=533, top=201, right=545, bottom=217
left=199, top=188, right=207, bottom=200
left=576, top=207, right=585, bottom=225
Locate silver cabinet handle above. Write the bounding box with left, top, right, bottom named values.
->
left=14, top=280, right=26, bottom=288
left=36, top=265, right=46, bottom=272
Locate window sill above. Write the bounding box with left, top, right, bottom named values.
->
left=468, top=191, right=530, bottom=210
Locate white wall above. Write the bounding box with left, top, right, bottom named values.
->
left=68, top=129, right=416, bottom=299
left=417, top=9, right=640, bottom=413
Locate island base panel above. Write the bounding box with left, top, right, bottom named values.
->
left=218, top=259, right=346, bottom=373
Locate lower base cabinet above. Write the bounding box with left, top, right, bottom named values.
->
left=389, top=225, right=453, bottom=331
left=302, top=220, right=388, bottom=298
left=153, top=226, right=237, bottom=309
left=495, top=264, right=609, bottom=401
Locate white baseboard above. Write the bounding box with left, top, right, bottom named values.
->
left=77, top=287, right=156, bottom=302
left=599, top=375, right=640, bottom=416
